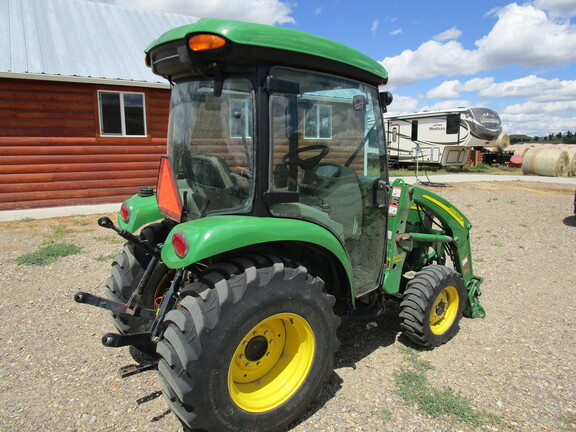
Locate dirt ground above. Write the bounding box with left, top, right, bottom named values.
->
left=0, top=180, right=574, bottom=432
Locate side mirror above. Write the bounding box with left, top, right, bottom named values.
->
left=372, top=179, right=389, bottom=209
left=353, top=95, right=366, bottom=111
left=379, top=91, right=393, bottom=112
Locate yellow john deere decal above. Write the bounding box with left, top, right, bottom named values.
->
left=422, top=195, right=465, bottom=227
left=387, top=253, right=405, bottom=264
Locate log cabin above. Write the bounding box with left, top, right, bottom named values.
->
left=0, top=0, right=197, bottom=210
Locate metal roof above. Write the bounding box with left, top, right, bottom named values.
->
left=0, top=0, right=197, bottom=86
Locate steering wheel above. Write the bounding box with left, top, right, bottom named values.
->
left=281, top=145, right=330, bottom=170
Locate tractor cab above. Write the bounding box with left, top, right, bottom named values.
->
left=148, top=19, right=392, bottom=296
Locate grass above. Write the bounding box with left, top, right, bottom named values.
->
left=390, top=164, right=521, bottom=177
left=394, top=346, right=501, bottom=428
left=95, top=234, right=124, bottom=245
left=41, top=225, right=74, bottom=245
left=381, top=408, right=394, bottom=421
left=96, top=253, right=117, bottom=262
left=15, top=242, right=83, bottom=266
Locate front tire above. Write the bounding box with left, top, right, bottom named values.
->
left=156, top=255, right=340, bottom=432
left=399, top=265, right=466, bottom=348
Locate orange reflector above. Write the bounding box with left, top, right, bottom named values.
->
left=156, top=156, right=183, bottom=221
left=189, top=34, right=227, bottom=51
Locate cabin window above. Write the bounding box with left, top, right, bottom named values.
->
left=304, top=104, right=332, bottom=139
left=98, top=91, right=146, bottom=136
left=230, top=98, right=253, bottom=138
left=446, top=114, right=460, bottom=134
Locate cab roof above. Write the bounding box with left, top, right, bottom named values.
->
left=146, top=18, right=388, bottom=86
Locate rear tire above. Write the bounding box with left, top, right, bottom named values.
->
left=156, top=255, right=340, bottom=432
left=399, top=265, right=465, bottom=348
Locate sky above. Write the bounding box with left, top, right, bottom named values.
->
left=97, top=0, right=576, bottom=138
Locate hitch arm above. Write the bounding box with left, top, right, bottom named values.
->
left=98, top=216, right=161, bottom=258
left=74, top=292, right=156, bottom=321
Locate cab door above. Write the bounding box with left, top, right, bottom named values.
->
left=267, top=67, right=389, bottom=297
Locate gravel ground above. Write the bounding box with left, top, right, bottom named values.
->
left=0, top=180, right=574, bottom=432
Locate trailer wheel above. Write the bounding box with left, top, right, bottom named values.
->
left=106, top=223, right=171, bottom=356
left=156, top=255, right=339, bottom=432
left=399, top=265, right=465, bottom=348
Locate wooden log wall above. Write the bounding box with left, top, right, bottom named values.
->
left=0, top=78, right=170, bottom=210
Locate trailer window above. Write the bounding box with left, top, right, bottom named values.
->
left=411, top=120, right=418, bottom=141
left=447, top=114, right=460, bottom=134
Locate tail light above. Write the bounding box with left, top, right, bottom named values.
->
left=172, top=230, right=189, bottom=258
left=120, top=202, right=131, bottom=223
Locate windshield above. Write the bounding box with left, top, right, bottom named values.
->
left=167, top=79, right=255, bottom=220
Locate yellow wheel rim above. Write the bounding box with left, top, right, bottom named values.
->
left=228, top=313, right=315, bottom=413
left=429, top=285, right=459, bottom=335
left=153, top=270, right=174, bottom=316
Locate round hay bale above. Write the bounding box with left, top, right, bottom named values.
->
left=556, top=145, right=576, bottom=176
left=569, top=154, right=576, bottom=177
left=522, top=147, right=570, bottom=177
left=509, top=143, right=535, bottom=156
left=495, top=134, right=510, bottom=150
left=564, top=147, right=576, bottom=177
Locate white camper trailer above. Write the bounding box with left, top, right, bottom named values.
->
left=384, top=108, right=503, bottom=167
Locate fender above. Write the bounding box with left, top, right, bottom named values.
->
left=117, top=193, right=163, bottom=233
left=161, top=215, right=354, bottom=289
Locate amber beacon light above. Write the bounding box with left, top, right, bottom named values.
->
left=188, top=34, right=227, bottom=51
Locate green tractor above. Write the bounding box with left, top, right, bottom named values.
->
left=75, top=18, right=485, bottom=432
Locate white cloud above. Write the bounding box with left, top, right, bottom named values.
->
left=475, top=3, right=576, bottom=68
left=433, top=26, right=462, bottom=41
left=106, top=0, right=295, bottom=25
left=534, top=0, right=576, bottom=18
left=381, top=2, right=576, bottom=88
left=460, top=77, right=495, bottom=93
left=501, top=112, right=576, bottom=135
left=385, top=94, right=420, bottom=114
left=425, top=80, right=461, bottom=98
left=500, top=100, right=576, bottom=135
left=371, top=19, right=380, bottom=34
left=504, top=100, right=576, bottom=115
left=477, top=75, right=576, bottom=99
left=420, top=100, right=474, bottom=112
left=425, top=75, right=576, bottom=102
left=382, top=40, right=480, bottom=88
left=390, top=28, right=403, bottom=36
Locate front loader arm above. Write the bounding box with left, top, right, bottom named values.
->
left=383, top=178, right=485, bottom=318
